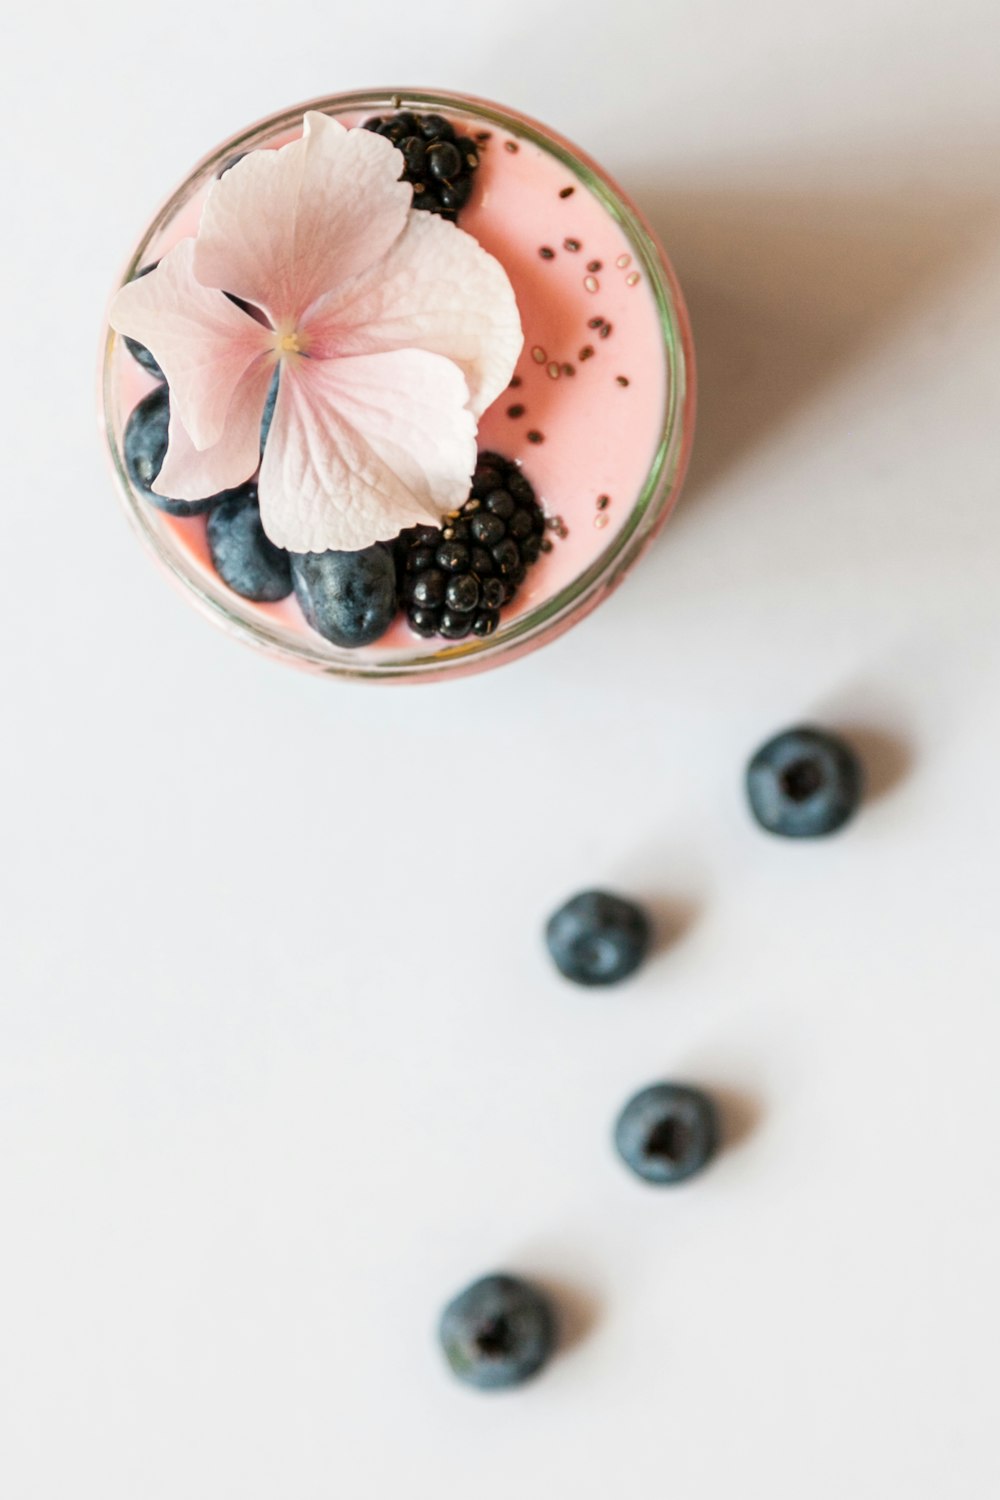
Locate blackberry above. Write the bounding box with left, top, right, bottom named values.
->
left=394, top=453, right=545, bottom=641
left=362, top=111, right=480, bottom=222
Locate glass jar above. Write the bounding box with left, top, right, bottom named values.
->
left=100, top=88, right=695, bottom=683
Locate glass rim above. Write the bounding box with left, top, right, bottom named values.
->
left=100, top=87, right=696, bottom=683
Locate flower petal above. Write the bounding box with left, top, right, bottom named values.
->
left=302, top=211, right=523, bottom=417
left=110, top=240, right=272, bottom=449
left=258, top=350, right=477, bottom=553
left=194, top=112, right=412, bottom=328
left=153, top=359, right=274, bottom=501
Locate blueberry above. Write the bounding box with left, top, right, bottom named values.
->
left=545, top=890, right=650, bottom=987
left=746, top=726, right=863, bottom=837
left=614, top=1083, right=718, bottom=1185
left=206, top=491, right=292, bottom=602
left=123, top=264, right=164, bottom=380
left=123, top=388, right=220, bottom=516
left=290, top=545, right=398, bottom=647
left=439, top=1274, right=556, bottom=1391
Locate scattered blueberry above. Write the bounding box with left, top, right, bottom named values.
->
left=746, top=726, right=863, bottom=838
left=123, top=388, right=221, bottom=516
left=206, top=490, right=292, bottom=602
left=290, top=544, right=398, bottom=648
left=439, top=1274, right=556, bottom=1391
left=123, top=264, right=164, bottom=381
left=545, top=890, right=650, bottom=987
left=614, top=1083, right=718, bottom=1185
left=362, top=111, right=480, bottom=222
left=394, top=453, right=545, bottom=641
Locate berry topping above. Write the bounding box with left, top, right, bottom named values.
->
left=746, top=726, right=863, bottom=838
left=362, top=111, right=480, bottom=222
left=439, top=1274, right=556, bottom=1391
left=614, top=1084, right=719, bottom=1186
left=123, top=388, right=223, bottom=516
left=290, top=544, right=398, bottom=648
left=394, top=453, right=545, bottom=641
left=545, top=890, right=651, bottom=987
left=206, top=490, right=292, bottom=602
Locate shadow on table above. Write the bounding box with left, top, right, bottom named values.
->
left=710, top=1085, right=763, bottom=1154
left=623, top=173, right=999, bottom=506
left=641, top=892, right=702, bottom=959
left=535, top=1276, right=602, bottom=1356
left=836, top=723, right=912, bottom=805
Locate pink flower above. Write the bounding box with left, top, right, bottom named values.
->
left=110, top=111, right=523, bottom=552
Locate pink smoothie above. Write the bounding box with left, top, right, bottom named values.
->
left=108, top=99, right=677, bottom=669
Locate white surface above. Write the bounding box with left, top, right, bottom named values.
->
left=3, top=1, right=1000, bottom=1495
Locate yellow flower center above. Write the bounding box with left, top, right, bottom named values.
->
left=274, top=328, right=306, bottom=359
